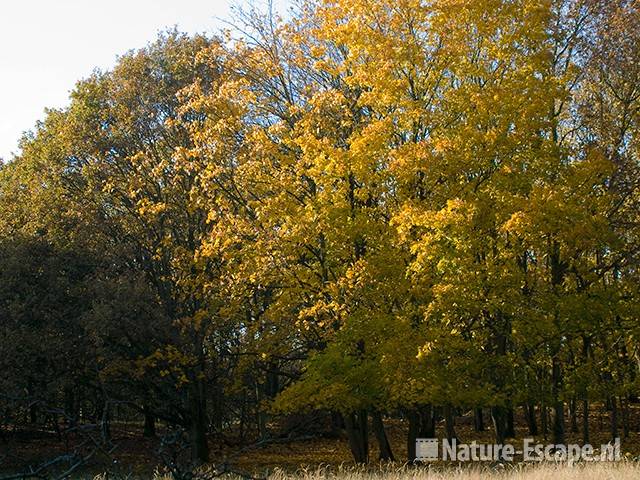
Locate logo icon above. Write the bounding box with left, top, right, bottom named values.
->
left=416, top=438, right=439, bottom=461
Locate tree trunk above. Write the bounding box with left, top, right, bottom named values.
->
left=371, top=411, right=394, bottom=461
left=407, top=405, right=436, bottom=462
left=570, top=397, right=578, bottom=434
left=582, top=398, right=590, bottom=445
left=64, top=388, right=77, bottom=428
left=581, top=336, right=591, bottom=445
left=491, top=406, right=507, bottom=445
left=488, top=314, right=510, bottom=447
left=419, top=404, right=436, bottom=437
left=344, top=410, right=369, bottom=464
left=189, top=379, right=209, bottom=463
left=621, top=397, right=630, bottom=439
left=143, top=405, right=156, bottom=438
left=474, top=408, right=485, bottom=432
left=210, top=377, right=224, bottom=435
left=444, top=404, right=457, bottom=441
left=256, top=380, right=268, bottom=441
left=525, top=402, right=538, bottom=436
left=265, top=367, right=280, bottom=398
left=552, top=355, right=565, bottom=445
left=610, top=396, right=618, bottom=442
left=29, top=403, right=38, bottom=425
left=506, top=406, right=515, bottom=438
left=100, top=402, right=111, bottom=443
left=407, top=410, right=419, bottom=463
left=330, top=411, right=345, bottom=438
left=239, top=394, right=246, bottom=443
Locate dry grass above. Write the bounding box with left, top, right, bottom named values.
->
left=254, top=462, right=639, bottom=480
left=137, top=462, right=640, bottom=480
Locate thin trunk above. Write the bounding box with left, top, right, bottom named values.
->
left=621, top=397, right=630, bottom=439
left=552, top=355, right=565, bottom=445
left=570, top=397, right=578, bottom=434
left=419, top=404, right=436, bottom=437
left=210, top=377, right=224, bottom=435
left=239, top=394, right=246, bottom=443
left=489, top=313, right=510, bottom=446
left=344, top=410, right=369, bottom=464
left=371, top=411, right=394, bottom=461
left=330, top=411, right=345, bottom=438
left=506, top=406, right=515, bottom=438
left=525, top=402, right=538, bottom=436
left=610, top=396, right=618, bottom=442
left=143, top=405, right=156, bottom=438
left=101, top=402, right=111, bottom=443
left=582, top=399, right=590, bottom=445
left=407, top=410, right=419, bottom=463
left=581, top=336, right=591, bottom=444
left=474, top=408, right=485, bottom=432
left=189, top=379, right=209, bottom=463
left=541, top=403, right=548, bottom=440
left=491, top=406, right=507, bottom=445
left=29, top=403, right=37, bottom=425
left=256, top=380, right=268, bottom=441
left=64, top=388, right=76, bottom=428
left=549, top=240, right=565, bottom=446
left=444, top=404, right=457, bottom=441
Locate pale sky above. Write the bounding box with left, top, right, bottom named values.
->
left=0, top=0, right=287, bottom=161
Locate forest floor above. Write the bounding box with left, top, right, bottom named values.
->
left=2, top=405, right=640, bottom=478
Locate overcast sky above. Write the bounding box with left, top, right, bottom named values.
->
left=0, top=0, right=287, bottom=161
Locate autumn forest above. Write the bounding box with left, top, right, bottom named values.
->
left=1, top=0, right=640, bottom=477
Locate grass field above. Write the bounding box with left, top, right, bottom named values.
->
left=146, top=463, right=640, bottom=480
left=275, top=463, right=640, bottom=480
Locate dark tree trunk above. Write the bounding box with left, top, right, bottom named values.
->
left=621, top=397, right=630, bottom=439
left=344, top=410, right=369, bottom=464
left=491, top=406, right=507, bottom=445
left=143, top=405, right=156, bottom=438
left=525, top=402, right=538, bottom=436
left=488, top=314, right=510, bottom=447
left=407, top=405, right=436, bottom=462
left=210, top=377, right=224, bottom=435
left=419, top=404, right=436, bottom=437
left=100, top=402, right=111, bottom=443
left=570, top=397, right=578, bottom=434
left=29, top=403, right=38, bottom=425
left=64, top=388, right=77, bottom=428
left=610, top=396, right=618, bottom=442
left=581, top=336, right=591, bottom=445
left=552, top=355, right=565, bottom=445
left=256, top=380, right=268, bottom=441
left=407, top=410, right=420, bottom=463
left=582, top=398, right=590, bottom=445
left=474, top=408, right=485, bottom=432
left=444, top=404, right=457, bottom=441
left=189, top=379, right=209, bottom=463
left=330, top=411, right=346, bottom=438
left=239, top=393, right=247, bottom=443
left=265, top=367, right=279, bottom=398
left=505, top=406, right=515, bottom=438
left=541, top=404, right=548, bottom=440
left=549, top=242, right=565, bottom=445
left=371, top=411, right=394, bottom=461
left=254, top=365, right=279, bottom=439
